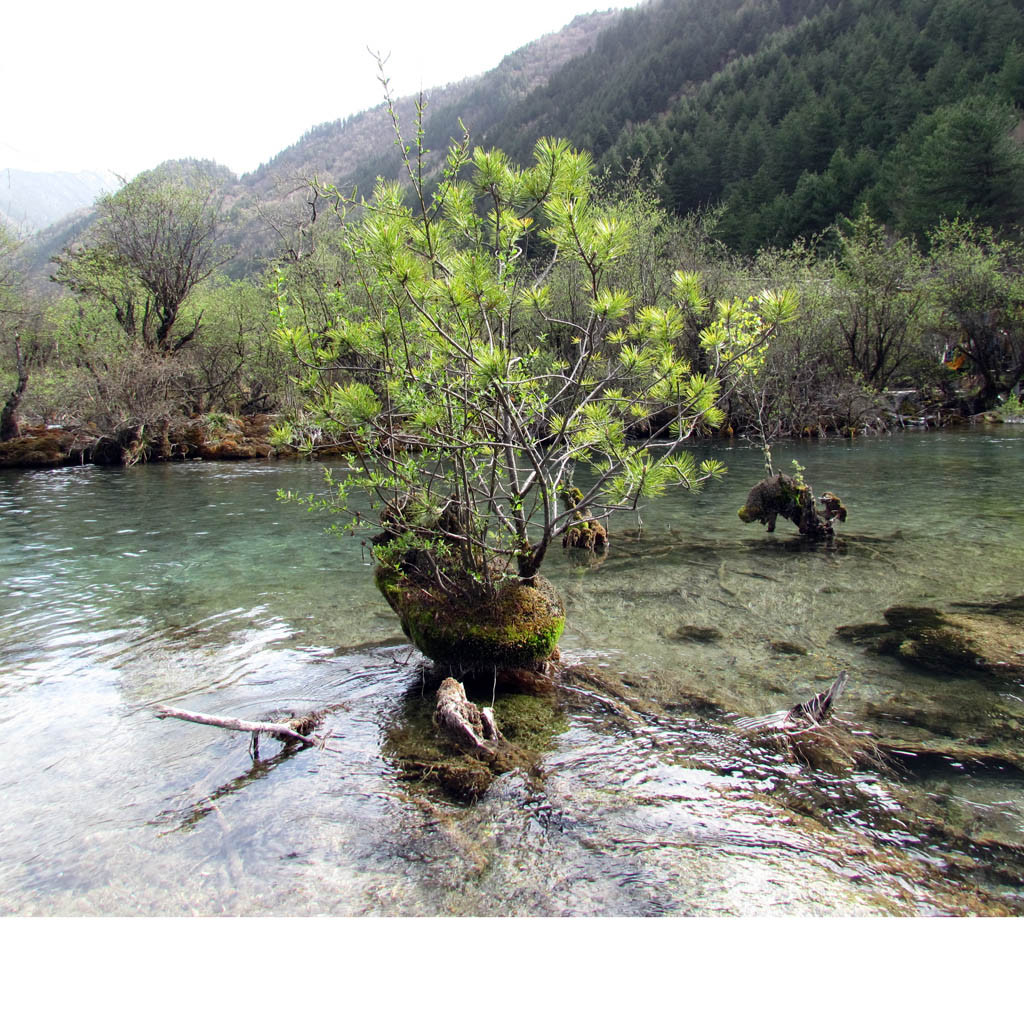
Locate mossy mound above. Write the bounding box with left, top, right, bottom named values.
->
left=384, top=684, right=566, bottom=802
left=0, top=430, right=75, bottom=468
left=171, top=416, right=273, bottom=460
left=375, top=568, right=565, bottom=670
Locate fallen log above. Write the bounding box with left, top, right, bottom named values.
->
left=153, top=704, right=326, bottom=750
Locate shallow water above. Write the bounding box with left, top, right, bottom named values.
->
left=1, top=428, right=1022, bottom=915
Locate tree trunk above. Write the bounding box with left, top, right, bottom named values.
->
left=1, top=335, right=29, bottom=442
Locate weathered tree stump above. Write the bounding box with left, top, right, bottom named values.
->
left=560, top=486, right=609, bottom=552
left=433, top=677, right=506, bottom=757
left=738, top=473, right=846, bottom=540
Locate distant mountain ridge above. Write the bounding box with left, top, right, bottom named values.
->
left=19, top=10, right=621, bottom=284
left=243, top=11, right=620, bottom=195
left=479, top=0, right=1024, bottom=248
left=1, top=168, right=120, bottom=234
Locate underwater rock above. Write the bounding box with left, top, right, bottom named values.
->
left=838, top=600, right=1024, bottom=679
left=376, top=567, right=565, bottom=671
left=668, top=624, right=723, bottom=644
left=564, top=545, right=608, bottom=569
left=769, top=640, right=809, bottom=656
left=749, top=722, right=889, bottom=773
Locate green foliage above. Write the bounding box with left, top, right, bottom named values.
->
left=833, top=209, right=931, bottom=388
left=880, top=95, right=1024, bottom=239
left=583, top=0, right=1024, bottom=250
left=995, top=393, right=1024, bottom=420
left=927, top=218, right=1024, bottom=401
left=280, top=115, right=794, bottom=599
left=52, top=167, right=229, bottom=354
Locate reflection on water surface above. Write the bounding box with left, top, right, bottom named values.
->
left=1, top=428, right=1022, bottom=915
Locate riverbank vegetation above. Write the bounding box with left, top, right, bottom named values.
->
left=3, top=168, right=1021, bottom=468
left=2, top=1, right=1023, bottom=464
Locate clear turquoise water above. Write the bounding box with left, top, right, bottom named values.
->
left=1, top=428, right=1022, bottom=915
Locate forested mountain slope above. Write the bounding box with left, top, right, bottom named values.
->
left=479, top=0, right=1023, bottom=249
left=20, top=0, right=1024, bottom=282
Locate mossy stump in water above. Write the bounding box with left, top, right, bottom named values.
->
left=384, top=678, right=567, bottom=802
left=560, top=485, right=609, bottom=554
left=0, top=429, right=75, bottom=468
left=738, top=473, right=846, bottom=540
left=375, top=567, right=565, bottom=671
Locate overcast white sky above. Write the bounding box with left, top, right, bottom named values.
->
left=2, top=1, right=637, bottom=177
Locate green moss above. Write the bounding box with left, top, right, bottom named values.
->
left=375, top=568, right=565, bottom=669
left=383, top=683, right=566, bottom=802
left=563, top=519, right=608, bottom=550
left=490, top=693, right=566, bottom=750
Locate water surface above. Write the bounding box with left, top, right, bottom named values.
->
left=1, top=428, right=1022, bottom=915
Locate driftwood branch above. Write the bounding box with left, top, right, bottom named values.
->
left=154, top=704, right=323, bottom=747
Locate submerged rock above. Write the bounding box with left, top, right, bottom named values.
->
left=769, top=640, right=809, bottom=656
left=668, top=624, right=723, bottom=644
left=837, top=600, right=1024, bottom=680
left=864, top=693, right=1024, bottom=773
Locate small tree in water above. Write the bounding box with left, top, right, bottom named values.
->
left=277, top=103, right=794, bottom=662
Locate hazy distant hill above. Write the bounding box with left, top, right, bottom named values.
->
left=0, top=168, right=120, bottom=234
left=244, top=11, right=620, bottom=195
left=20, top=10, right=620, bottom=284
left=218, top=10, right=622, bottom=276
